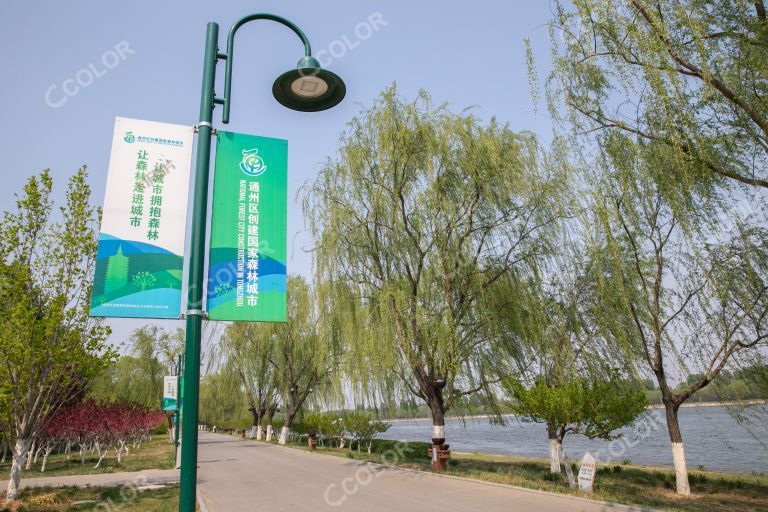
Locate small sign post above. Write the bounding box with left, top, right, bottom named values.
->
left=577, top=452, right=597, bottom=492
left=163, top=375, right=179, bottom=411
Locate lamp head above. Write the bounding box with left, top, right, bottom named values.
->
left=273, top=56, right=346, bottom=112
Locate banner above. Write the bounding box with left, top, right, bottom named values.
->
left=91, top=117, right=193, bottom=318
left=162, top=375, right=179, bottom=411
left=207, top=131, right=287, bottom=322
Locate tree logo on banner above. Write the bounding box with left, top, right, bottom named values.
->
left=240, top=148, right=267, bottom=177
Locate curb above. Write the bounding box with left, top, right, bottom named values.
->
left=0, top=469, right=180, bottom=491
left=197, top=484, right=210, bottom=512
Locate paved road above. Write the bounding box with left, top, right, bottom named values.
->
left=0, top=468, right=178, bottom=491
left=197, top=432, right=646, bottom=512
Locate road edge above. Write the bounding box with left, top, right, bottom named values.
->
left=274, top=440, right=658, bottom=512
left=197, top=484, right=210, bottom=512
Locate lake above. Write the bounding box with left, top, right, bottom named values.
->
left=380, top=405, right=768, bottom=473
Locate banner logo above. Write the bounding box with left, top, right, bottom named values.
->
left=240, top=148, right=267, bottom=176
left=123, top=131, right=135, bottom=143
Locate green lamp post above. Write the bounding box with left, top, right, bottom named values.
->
left=179, top=14, right=346, bottom=512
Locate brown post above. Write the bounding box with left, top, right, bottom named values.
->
left=429, top=437, right=450, bottom=472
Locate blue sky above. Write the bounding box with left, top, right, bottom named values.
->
left=0, top=0, right=557, bottom=347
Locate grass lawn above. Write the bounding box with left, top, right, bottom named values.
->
left=0, top=484, right=189, bottom=512
left=283, top=439, right=768, bottom=512
left=0, top=436, right=175, bottom=479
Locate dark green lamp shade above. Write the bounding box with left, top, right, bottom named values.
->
left=272, top=67, right=346, bottom=112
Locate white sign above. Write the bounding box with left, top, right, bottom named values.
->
left=90, top=117, right=194, bottom=319
left=164, top=376, right=178, bottom=401
left=577, top=452, right=597, bottom=492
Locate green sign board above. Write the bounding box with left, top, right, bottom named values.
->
left=207, top=131, right=287, bottom=322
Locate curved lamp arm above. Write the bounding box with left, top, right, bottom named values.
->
left=219, top=14, right=313, bottom=124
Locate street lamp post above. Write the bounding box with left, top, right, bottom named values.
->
left=179, top=14, right=346, bottom=512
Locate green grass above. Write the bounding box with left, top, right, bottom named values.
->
left=283, top=438, right=768, bottom=512
left=0, top=436, right=175, bottom=479
left=0, top=484, right=190, bottom=512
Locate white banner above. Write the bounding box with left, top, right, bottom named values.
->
left=90, top=117, right=193, bottom=319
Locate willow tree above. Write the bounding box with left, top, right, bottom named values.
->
left=548, top=0, right=768, bottom=191
left=305, top=86, right=567, bottom=444
left=487, top=241, right=646, bottom=475
left=221, top=322, right=278, bottom=439
left=592, top=134, right=768, bottom=495
left=271, top=276, right=342, bottom=444
left=0, top=169, right=114, bottom=501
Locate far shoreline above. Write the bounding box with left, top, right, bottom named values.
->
left=385, top=399, right=768, bottom=423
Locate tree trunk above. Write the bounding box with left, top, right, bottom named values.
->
left=265, top=403, right=278, bottom=442
left=249, top=407, right=263, bottom=439
left=560, top=444, right=576, bottom=488
left=117, top=440, right=127, bottom=464
left=419, top=373, right=447, bottom=447
left=256, top=425, right=264, bottom=441
left=25, top=440, right=35, bottom=470
left=65, top=440, right=71, bottom=461
left=41, top=444, right=54, bottom=472
left=1, top=440, right=7, bottom=463
left=93, top=442, right=108, bottom=469
left=279, top=408, right=298, bottom=445
left=278, top=426, right=290, bottom=445
left=665, top=402, right=691, bottom=496
left=6, top=438, right=29, bottom=502
left=548, top=425, right=562, bottom=474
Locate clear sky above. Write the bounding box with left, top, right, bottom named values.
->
left=0, top=0, right=557, bottom=347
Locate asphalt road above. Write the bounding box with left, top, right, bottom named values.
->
left=196, top=432, right=642, bottom=512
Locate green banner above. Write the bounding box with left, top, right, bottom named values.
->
left=207, top=132, right=287, bottom=322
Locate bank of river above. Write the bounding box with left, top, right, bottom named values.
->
left=380, top=404, right=768, bottom=474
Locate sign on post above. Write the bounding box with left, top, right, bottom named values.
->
left=577, top=452, right=597, bottom=492
left=91, top=117, right=193, bottom=318
left=163, top=375, right=179, bottom=411
left=207, top=131, right=287, bottom=322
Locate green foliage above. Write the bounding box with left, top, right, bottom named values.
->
left=199, top=370, right=249, bottom=429
left=0, top=168, right=115, bottom=445
left=510, top=375, right=648, bottom=441
left=342, top=411, right=391, bottom=452
left=199, top=278, right=342, bottom=432
left=548, top=0, right=768, bottom=191
left=304, top=84, right=569, bottom=427
left=88, top=326, right=183, bottom=409
left=219, top=319, right=278, bottom=428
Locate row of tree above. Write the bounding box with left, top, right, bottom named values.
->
left=288, top=0, right=768, bottom=497
left=35, top=402, right=164, bottom=470
left=2, top=0, right=767, bottom=502
left=292, top=411, right=390, bottom=454
left=0, top=169, right=116, bottom=501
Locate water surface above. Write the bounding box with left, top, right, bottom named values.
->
left=380, top=405, right=768, bottom=473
